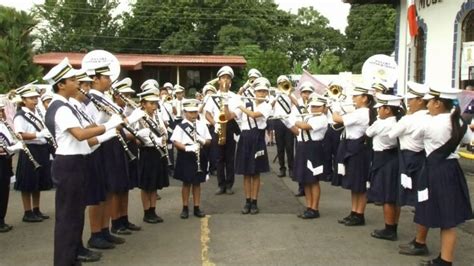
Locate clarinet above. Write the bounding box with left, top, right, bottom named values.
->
left=193, top=121, right=203, bottom=173
left=139, top=118, right=168, bottom=160
left=116, top=130, right=136, bottom=161
left=36, top=107, right=58, bottom=149
left=0, top=119, right=40, bottom=169
left=78, top=88, right=147, bottom=145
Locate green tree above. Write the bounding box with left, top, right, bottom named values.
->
left=33, top=0, right=120, bottom=52
left=0, top=6, right=42, bottom=93
left=343, top=4, right=396, bottom=72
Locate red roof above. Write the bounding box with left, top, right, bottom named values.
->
left=33, top=52, right=247, bottom=70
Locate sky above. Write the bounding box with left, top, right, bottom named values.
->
left=0, top=0, right=351, bottom=32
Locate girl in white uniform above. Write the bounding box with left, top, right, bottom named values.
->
left=234, top=77, right=272, bottom=215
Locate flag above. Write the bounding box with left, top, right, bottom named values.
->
left=407, top=0, right=418, bottom=38
left=458, top=90, right=474, bottom=114
left=295, top=70, right=327, bottom=99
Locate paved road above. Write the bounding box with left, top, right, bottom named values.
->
left=1, top=146, right=473, bottom=265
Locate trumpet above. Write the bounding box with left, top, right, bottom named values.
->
left=0, top=119, right=40, bottom=169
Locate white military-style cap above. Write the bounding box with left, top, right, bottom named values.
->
left=374, top=94, right=403, bottom=108
left=252, top=77, right=271, bottom=91
left=300, top=81, right=315, bottom=93
left=92, top=62, right=113, bottom=76
left=43, top=57, right=77, bottom=85
left=351, top=83, right=375, bottom=96
left=248, top=68, right=262, bottom=79
left=76, top=69, right=93, bottom=82
left=138, top=89, right=160, bottom=102
left=309, top=95, right=328, bottom=107
left=423, top=86, right=461, bottom=100
left=41, top=92, right=54, bottom=102
left=277, top=75, right=290, bottom=84
left=140, top=79, right=159, bottom=91
left=217, top=66, right=234, bottom=79
left=174, top=84, right=185, bottom=93
left=405, top=81, right=429, bottom=99
left=371, top=82, right=389, bottom=94
left=163, top=82, right=173, bottom=90
left=203, top=84, right=217, bottom=95
left=17, top=84, right=40, bottom=98
left=113, top=78, right=135, bottom=94
left=183, top=99, right=200, bottom=112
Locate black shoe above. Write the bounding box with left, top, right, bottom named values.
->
left=111, top=226, right=132, bottom=235
left=215, top=187, right=226, bottom=195
left=225, top=188, right=234, bottom=195
left=277, top=169, right=286, bottom=178
left=125, top=222, right=141, bottom=231
left=241, top=202, right=251, bottom=214
left=104, top=234, right=125, bottom=245
left=76, top=247, right=101, bottom=262
left=370, top=229, right=397, bottom=241
left=250, top=203, right=259, bottom=215
left=180, top=209, right=189, bottom=219
left=22, top=213, right=43, bottom=223
left=87, top=237, right=115, bottom=250
left=337, top=213, right=353, bottom=224
left=143, top=215, right=158, bottom=224
left=294, top=191, right=305, bottom=197
left=399, top=238, right=416, bottom=249
left=152, top=214, right=164, bottom=223
left=0, top=223, right=13, bottom=233
left=34, top=210, right=49, bottom=220
left=399, top=241, right=429, bottom=256
left=419, top=258, right=442, bottom=266
left=194, top=209, right=206, bottom=218
left=344, top=215, right=365, bottom=226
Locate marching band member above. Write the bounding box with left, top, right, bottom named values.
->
left=173, top=85, right=185, bottom=123
left=41, top=92, right=53, bottom=110
left=234, top=77, right=272, bottom=214
left=0, top=102, right=24, bottom=233
left=332, top=84, right=376, bottom=226
left=13, top=84, right=53, bottom=223
left=85, top=63, right=145, bottom=245
left=200, top=85, right=218, bottom=174
left=237, top=68, right=261, bottom=96
left=413, top=87, right=473, bottom=266
left=272, top=75, right=296, bottom=178
left=204, top=66, right=240, bottom=195
left=111, top=78, right=142, bottom=234
left=136, top=90, right=169, bottom=223
left=388, top=82, right=431, bottom=256
left=289, top=95, right=328, bottom=219
left=366, top=94, right=404, bottom=241
left=43, top=58, right=123, bottom=265
left=171, top=99, right=211, bottom=219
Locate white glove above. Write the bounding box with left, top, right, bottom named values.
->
left=97, top=129, right=117, bottom=144
left=185, top=144, right=198, bottom=152
left=137, top=128, right=151, bottom=138
left=103, top=114, right=123, bottom=131
left=197, top=135, right=206, bottom=145
left=127, top=109, right=146, bottom=124
left=36, top=129, right=51, bottom=139
left=6, top=142, right=24, bottom=153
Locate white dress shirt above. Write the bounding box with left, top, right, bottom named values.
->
left=342, top=107, right=370, bottom=140
left=388, top=110, right=428, bottom=152
left=170, top=119, right=211, bottom=145
left=14, top=107, right=47, bottom=145
left=366, top=116, right=398, bottom=151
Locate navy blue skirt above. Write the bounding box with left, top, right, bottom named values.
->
left=127, top=142, right=139, bottom=189
left=84, top=149, right=106, bottom=206
left=322, top=126, right=342, bottom=182
left=235, top=128, right=269, bottom=176
left=397, top=150, right=425, bottom=207
left=14, top=144, right=52, bottom=192
left=414, top=159, right=473, bottom=229
left=367, top=149, right=399, bottom=204
left=99, top=137, right=129, bottom=193
left=294, top=140, right=325, bottom=184
left=138, top=147, right=169, bottom=191
left=174, top=148, right=208, bottom=185
left=332, top=137, right=371, bottom=193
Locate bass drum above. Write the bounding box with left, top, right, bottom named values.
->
left=81, top=50, right=121, bottom=82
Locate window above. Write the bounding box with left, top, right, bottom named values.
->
left=186, top=70, right=200, bottom=89
left=414, top=28, right=426, bottom=83
left=461, top=11, right=474, bottom=89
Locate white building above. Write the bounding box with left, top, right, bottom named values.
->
left=345, top=0, right=474, bottom=93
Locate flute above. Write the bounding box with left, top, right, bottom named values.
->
left=193, top=121, right=203, bottom=173
left=0, top=119, right=40, bottom=169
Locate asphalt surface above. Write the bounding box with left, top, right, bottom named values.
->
left=0, top=145, right=473, bottom=266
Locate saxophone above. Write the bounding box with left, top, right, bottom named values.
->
left=217, top=97, right=227, bottom=145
